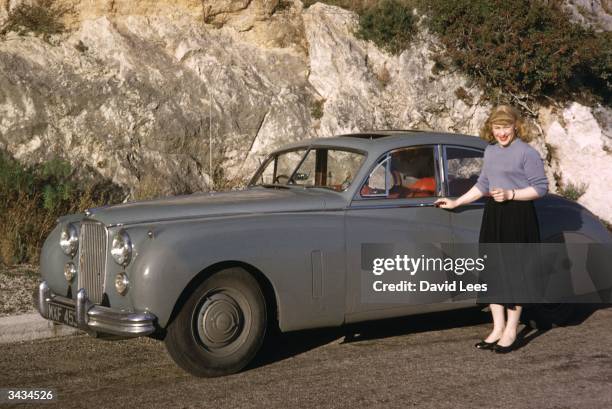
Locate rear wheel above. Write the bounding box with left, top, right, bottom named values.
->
left=165, top=267, right=267, bottom=377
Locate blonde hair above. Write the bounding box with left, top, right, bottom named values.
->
left=479, top=105, right=532, bottom=143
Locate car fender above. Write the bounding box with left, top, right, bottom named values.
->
left=124, top=211, right=347, bottom=332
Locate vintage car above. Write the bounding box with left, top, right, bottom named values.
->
left=35, top=131, right=612, bottom=377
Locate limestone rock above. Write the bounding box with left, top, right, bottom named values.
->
left=303, top=3, right=491, bottom=137
left=0, top=0, right=610, bottom=227
left=542, top=102, right=612, bottom=224
left=0, top=10, right=315, bottom=196
left=563, top=0, right=612, bottom=31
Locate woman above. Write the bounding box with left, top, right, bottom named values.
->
left=434, top=105, right=548, bottom=353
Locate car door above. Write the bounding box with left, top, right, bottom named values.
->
left=443, top=144, right=486, bottom=242
left=442, top=144, right=486, bottom=302
left=344, top=145, right=460, bottom=323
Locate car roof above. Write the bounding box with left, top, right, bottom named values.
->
left=273, top=130, right=489, bottom=155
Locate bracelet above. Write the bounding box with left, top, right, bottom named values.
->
left=510, top=189, right=515, bottom=200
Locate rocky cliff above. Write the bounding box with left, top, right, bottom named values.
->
left=0, top=0, right=610, bottom=223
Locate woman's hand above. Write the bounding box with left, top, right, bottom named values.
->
left=434, top=197, right=459, bottom=209
left=490, top=188, right=512, bottom=202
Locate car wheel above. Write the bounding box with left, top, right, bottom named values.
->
left=524, top=304, right=576, bottom=329
left=165, top=267, right=267, bottom=377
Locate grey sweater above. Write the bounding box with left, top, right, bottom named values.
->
left=475, top=138, right=548, bottom=197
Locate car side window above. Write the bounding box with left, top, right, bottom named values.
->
left=360, top=158, right=389, bottom=196
left=290, top=148, right=365, bottom=191
left=257, top=149, right=307, bottom=185
left=361, top=146, right=436, bottom=199
left=445, top=146, right=484, bottom=197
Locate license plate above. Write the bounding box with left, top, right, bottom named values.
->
left=47, top=302, right=78, bottom=328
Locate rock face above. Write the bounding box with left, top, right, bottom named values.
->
left=0, top=0, right=317, bottom=196
left=0, top=1, right=610, bottom=223
left=303, top=4, right=490, bottom=137
left=563, top=0, right=612, bottom=31
left=541, top=102, right=612, bottom=224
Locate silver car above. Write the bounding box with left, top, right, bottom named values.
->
left=35, top=131, right=612, bottom=376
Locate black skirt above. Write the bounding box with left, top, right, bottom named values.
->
left=477, top=197, right=541, bottom=308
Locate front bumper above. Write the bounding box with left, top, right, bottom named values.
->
left=36, top=281, right=157, bottom=337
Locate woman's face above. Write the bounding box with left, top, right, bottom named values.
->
left=492, top=122, right=515, bottom=147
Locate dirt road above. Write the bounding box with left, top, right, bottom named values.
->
left=1, top=306, right=611, bottom=409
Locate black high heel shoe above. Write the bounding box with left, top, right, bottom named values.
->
left=493, top=339, right=519, bottom=354
left=474, top=339, right=499, bottom=350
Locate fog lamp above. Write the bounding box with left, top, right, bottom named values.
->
left=115, top=272, right=129, bottom=295
left=64, top=262, right=76, bottom=282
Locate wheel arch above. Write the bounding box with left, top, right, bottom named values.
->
left=151, top=260, right=280, bottom=341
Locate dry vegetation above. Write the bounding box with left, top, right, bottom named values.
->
left=0, top=153, right=124, bottom=266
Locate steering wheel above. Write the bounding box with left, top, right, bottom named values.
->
left=274, top=174, right=290, bottom=184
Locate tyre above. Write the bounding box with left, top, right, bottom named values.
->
left=524, top=304, right=576, bottom=330
left=165, top=267, right=267, bottom=377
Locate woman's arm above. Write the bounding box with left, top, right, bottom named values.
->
left=434, top=185, right=483, bottom=209
left=490, top=186, right=541, bottom=202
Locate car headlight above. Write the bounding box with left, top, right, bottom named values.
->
left=111, top=229, right=132, bottom=266
left=60, top=223, right=79, bottom=257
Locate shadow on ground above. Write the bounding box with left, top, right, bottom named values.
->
left=248, top=303, right=609, bottom=371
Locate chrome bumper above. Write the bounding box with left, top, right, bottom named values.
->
left=36, top=281, right=157, bottom=337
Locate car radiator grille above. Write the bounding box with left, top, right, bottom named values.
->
left=77, top=221, right=107, bottom=304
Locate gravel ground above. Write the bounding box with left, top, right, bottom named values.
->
left=0, top=305, right=611, bottom=409
left=0, top=264, right=40, bottom=317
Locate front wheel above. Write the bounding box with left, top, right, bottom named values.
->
left=165, top=267, right=267, bottom=377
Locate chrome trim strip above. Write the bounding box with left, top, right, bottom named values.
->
left=438, top=144, right=447, bottom=197
left=348, top=202, right=439, bottom=210
left=105, top=208, right=347, bottom=228
left=36, top=281, right=156, bottom=337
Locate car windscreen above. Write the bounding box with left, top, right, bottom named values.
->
left=249, top=148, right=366, bottom=192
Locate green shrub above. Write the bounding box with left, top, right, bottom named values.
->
left=356, top=0, right=416, bottom=55
left=421, top=0, right=611, bottom=104
left=558, top=181, right=588, bottom=201
left=0, top=0, right=68, bottom=39
left=0, top=151, right=124, bottom=266
left=311, top=99, right=325, bottom=119
left=310, top=0, right=610, bottom=103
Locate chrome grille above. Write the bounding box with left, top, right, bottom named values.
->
left=77, top=221, right=107, bottom=304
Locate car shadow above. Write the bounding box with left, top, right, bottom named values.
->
left=247, top=304, right=609, bottom=370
